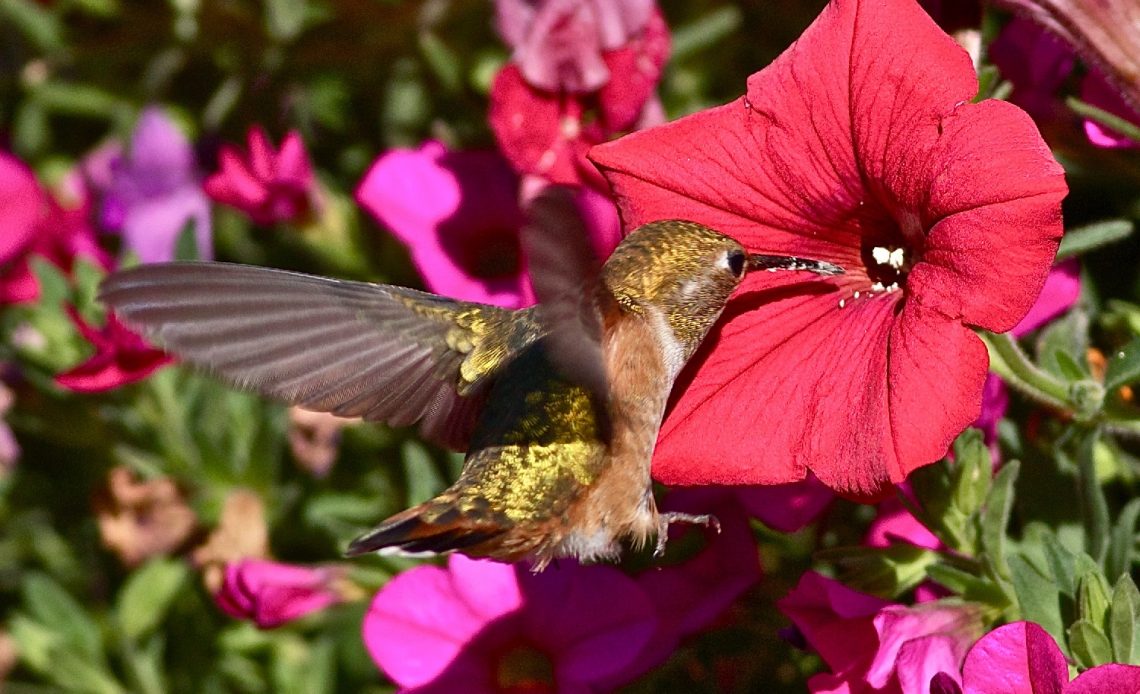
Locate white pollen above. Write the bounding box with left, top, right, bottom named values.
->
left=839, top=298, right=846, bottom=308
left=853, top=291, right=860, bottom=299
left=870, top=281, right=885, bottom=292
left=888, top=248, right=906, bottom=269
left=871, top=246, right=891, bottom=265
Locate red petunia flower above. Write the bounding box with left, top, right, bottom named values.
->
left=55, top=308, right=172, bottom=393
left=590, top=0, right=1067, bottom=498
left=204, top=126, right=315, bottom=226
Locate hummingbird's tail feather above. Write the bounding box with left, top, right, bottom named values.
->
left=345, top=504, right=509, bottom=558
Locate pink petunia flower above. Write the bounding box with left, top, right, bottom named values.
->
left=97, top=107, right=212, bottom=263
left=989, top=16, right=1140, bottom=148
left=204, top=127, right=316, bottom=225
left=933, top=621, right=1140, bottom=693
left=601, top=489, right=762, bottom=686
left=55, top=308, right=172, bottom=392
left=0, top=154, right=111, bottom=304
left=779, top=572, right=982, bottom=694
left=215, top=559, right=344, bottom=629
left=590, top=0, right=1067, bottom=498
left=489, top=0, right=669, bottom=186
left=355, top=141, right=620, bottom=309
left=363, top=554, right=658, bottom=693
left=734, top=474, right=835, bottom=533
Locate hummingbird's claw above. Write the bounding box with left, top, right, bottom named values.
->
left=654, top=512, right=722, bottom=557
left=748, top=254, right=845, bottom=276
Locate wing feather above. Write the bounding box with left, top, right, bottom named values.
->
left=99, top=262, right=542, bottom=450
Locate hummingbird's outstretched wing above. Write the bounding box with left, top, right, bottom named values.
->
left=99, top=263, right=543, bottom=450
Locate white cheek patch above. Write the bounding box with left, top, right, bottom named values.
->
left=647, top=306, right=686, bottom=382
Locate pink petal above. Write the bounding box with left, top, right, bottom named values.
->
left=447, top=555, right=523, bottom=622
left=596, top=9, right=670, bottom=132
left=204, top=148, right=267, bottom=209
left=866, top=498, right=942, bottom=551
left=363, top=564, right=498, bottom=688
left=247, top=126, right=275, bottom=181
left=1012, top=260, right=1081, bottom=336
left=778, top=571, right=888, bottom=676
left=868, top=605, right=979, bottom=689
left=0, top=154, right=45, bottom=266
left=961, top=622, right=1067, bottom=694
left=275, top=131, right=314, bottom=185
left=521, top=562, right=657, bottom=684
left=1066, top=664, right=1140, bottom=693
left=734, top=476, right=834, bottom=532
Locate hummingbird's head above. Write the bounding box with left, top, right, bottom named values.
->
left=600, top=220, right=751, bottom=362
left=600, top=220, right=843, bottom=369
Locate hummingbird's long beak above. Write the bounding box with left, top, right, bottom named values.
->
left=748, top=254, right=845, bottom=276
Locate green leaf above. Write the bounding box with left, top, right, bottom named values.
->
left=980, top=460, right=1018, bottom=581
left=1054, top=349, right=1087, bottom=381
left=0, top=0, right=63, bottom=51
left=1109, top=575, right=1140, bottom=665
left=671, top=6, right=743, bottom=62
left=30, top=257, right=70, bottom=309
left=924, top=563, right=1010, bottom=607
left=402, top=440, right=445, bottom=507
left=816, top=544, right=938, bottom=599
left=1067, top=97, right=1140, bottom=148
left=266, top=0, right=308, bottom=41
left=1077, top=564, right=1112, bottom=631
left=1008, top=553, right=1067, bottom=651
left=1106, top=498, right=1140, bottom=582
left=1070, top=619, right=1113, bottom=669
left=1074, top=429, right=1111, bottom=562
left=1041, top=531, right=1078, bottom=598
left=173, top=221, right=200, bottom=262
left=1057, top=219, right=1134, bottom=260
left=1105, top=336, right=1140, bottom=391
left=418, top=32, right=462, bottom=93
left=22, top=572, right=103, bottom=659
left=115, top=558, right=189, bottom=641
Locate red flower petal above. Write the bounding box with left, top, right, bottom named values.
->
left=590, top=0, right=1065, bottom=496
left=596, top=9, right=670, bottom=132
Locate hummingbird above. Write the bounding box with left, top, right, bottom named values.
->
left=100, top=188, right=842, bottom=570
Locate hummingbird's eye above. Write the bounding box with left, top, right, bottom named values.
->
left=727, top=250, right=746, bottom=277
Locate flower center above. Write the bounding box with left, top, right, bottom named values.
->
left=449, top=229, right=522, bottom=280
left=495, top=643, right=555, bottom=693
left=862, top=242, right=910, bottom=292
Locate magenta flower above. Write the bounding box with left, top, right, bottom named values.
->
left=602, top=489, right=762, bottom=686
left=489, top=0, right=669, bottom=185
left=355, top=141, right=620, bottom=309
left=495, top=0, right=655, bottom=93
left=215, top=559, right=343, bottom=629
left=0, top=154, right=44, bottom=271
left=990, top=17, right=1140, bottom=148
left=98, top=107, right=212, bottom=263
left=734, top=475, right=835, bottom=533
left=866, top=497, right=942, bottom=554
left=779, top=572, right=982, bottom=694
left=205, top=127, right=316, bottom=225
left=55, top=308, right=172, bottom=393
left=0, top=157, right=111, bottom=304
left=934, top=621, right=1140, bottom=693
left=363, top=555, right=658, bottom=693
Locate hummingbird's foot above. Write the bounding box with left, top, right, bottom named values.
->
left=654, top=512, right=722, bottom=557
